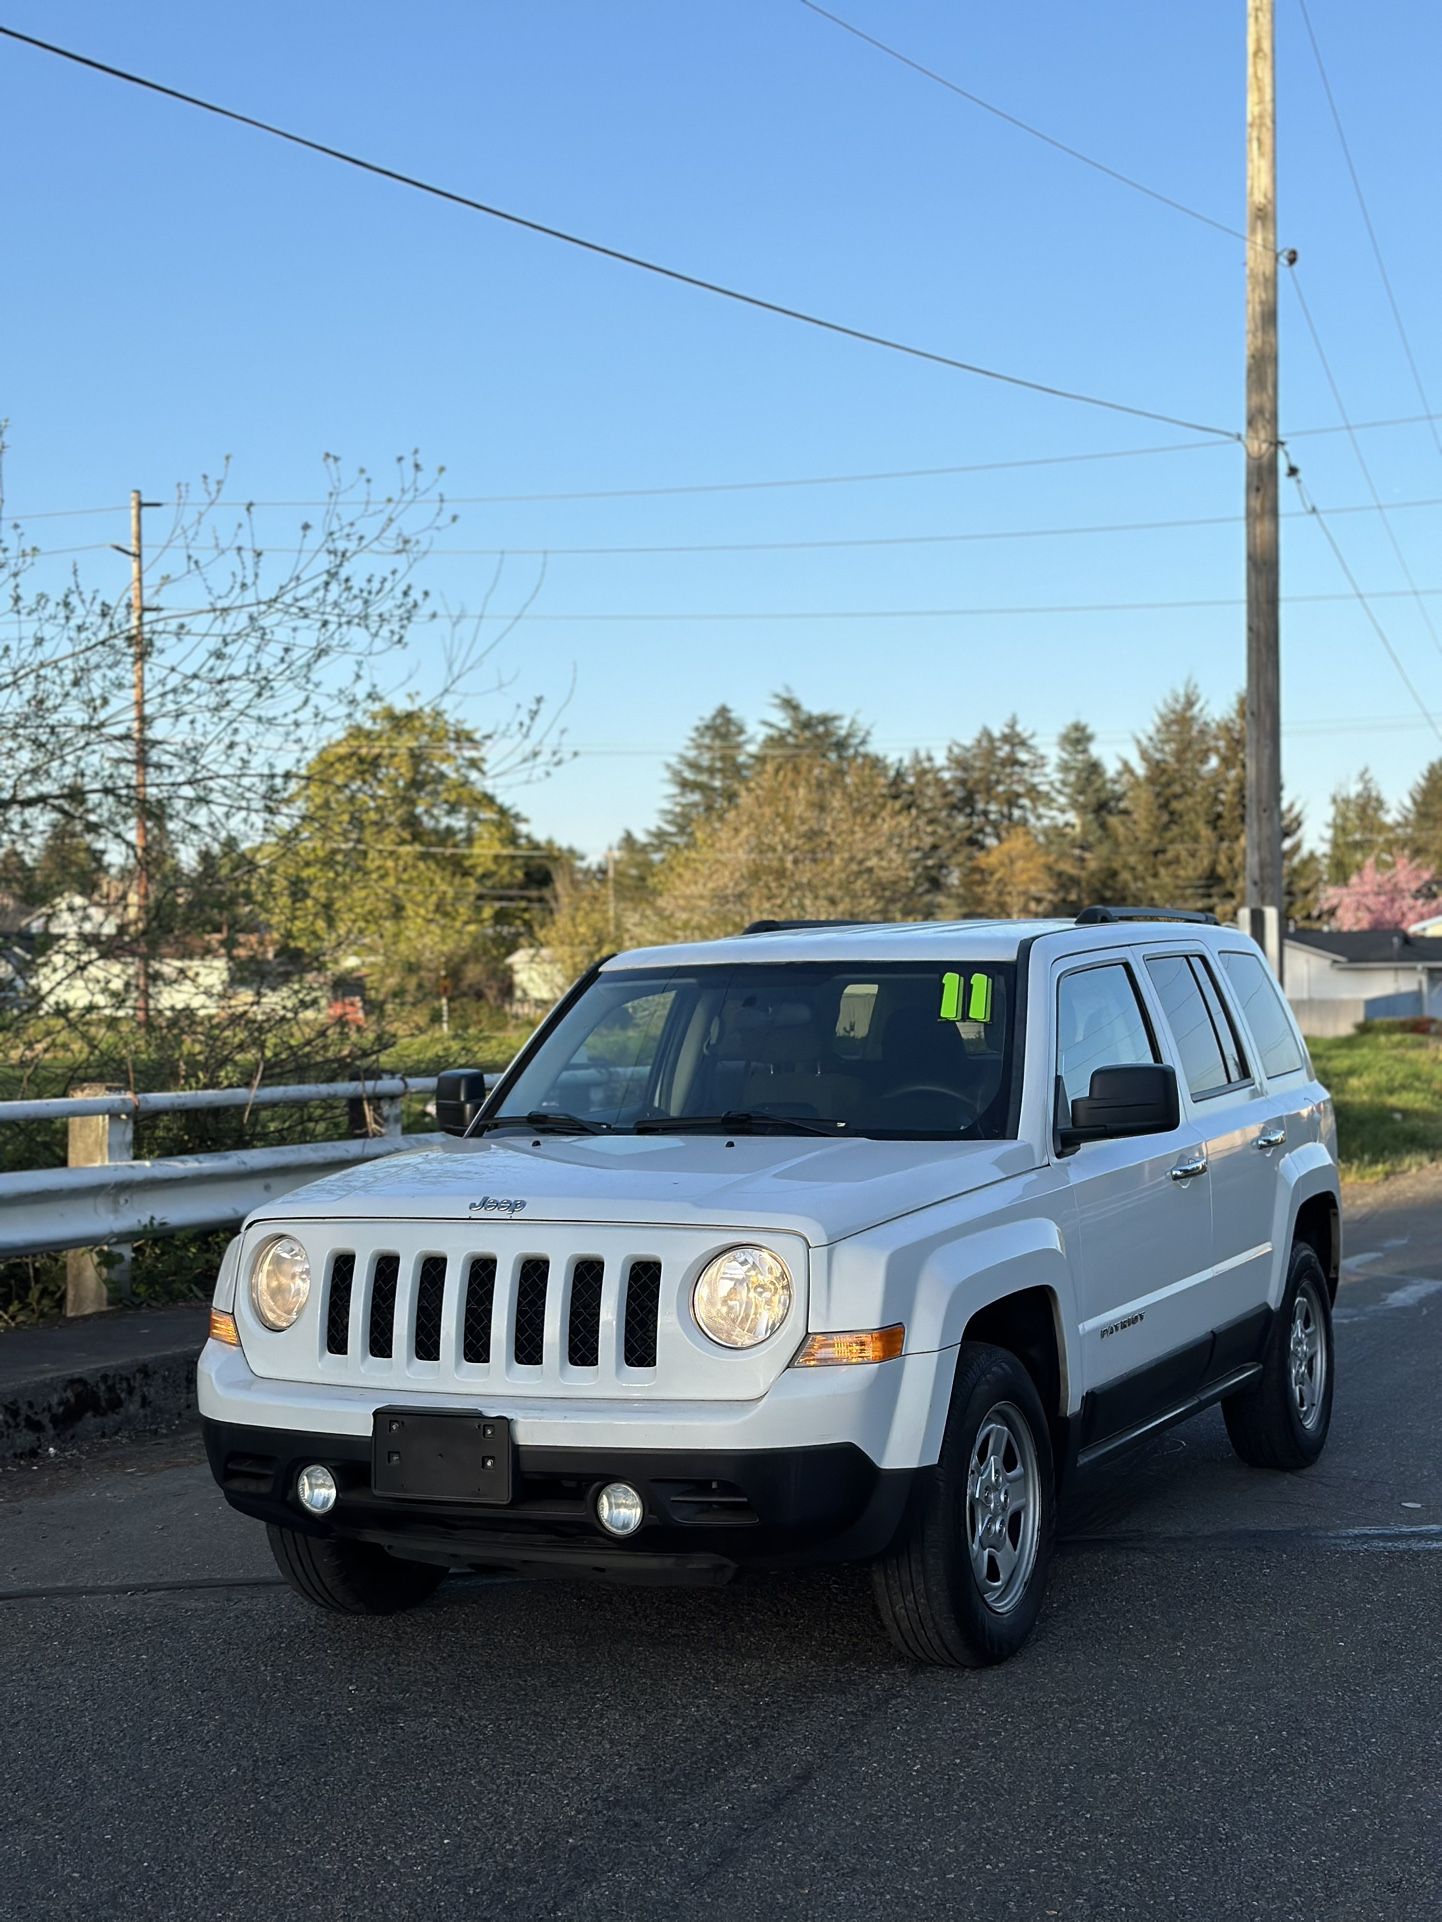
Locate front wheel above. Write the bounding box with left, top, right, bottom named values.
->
left=1223, top=1242, right=1335, bottom=1471
left=267, top=1523, right=447, bottom=1615
left=872, top=1342, right=1055, bottom=1667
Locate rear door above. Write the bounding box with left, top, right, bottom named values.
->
left=1052, top=955, right=1215, bottom=1435
left=1140, top=950, right=1275, bottom=1367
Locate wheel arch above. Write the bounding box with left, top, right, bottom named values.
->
left=1292, top=1189, right=1341, bottom=1302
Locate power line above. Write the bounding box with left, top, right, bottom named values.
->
left=7, top=414, right=1442, bottom=522
left=0, top=23, right=1237, bottom=442
left=1294, top=0, right=1442, bottom=459
left=1287, top=263, right=1442, bottom=658
left=799, top=0, right=1252, bottom=245
left=1287, top=468, right=1442, bottom=746
left=199, top=493, right=1442, bottom=561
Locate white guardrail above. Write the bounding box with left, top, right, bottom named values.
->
left=0, top=1078, right=483, bottom=1309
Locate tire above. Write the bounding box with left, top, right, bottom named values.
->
left=1223, top=1241, right=1335, bottom=1471
left=872, top=1342, right=1056, bottom=1668
left=266, top=1523, right=447, bottom=1615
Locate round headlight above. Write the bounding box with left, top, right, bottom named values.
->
left=693, top=1245, right=793, bottom=1349
left=250, top=1233, right=311, bottom=1331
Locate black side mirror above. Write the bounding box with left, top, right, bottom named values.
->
left=436, top=1067, right=490, bottom=1137
left=1058, top=1063, right=1180, bottom=1151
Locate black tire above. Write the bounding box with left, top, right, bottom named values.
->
left=266, top=1523, right=447, bottom=1615
left=872, top=1342, right=1056, bottom=1668
left=1223, top=1242, right=1334, bottom=1471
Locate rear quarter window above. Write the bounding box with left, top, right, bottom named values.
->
left=1220, top=951, right=1304, bottom=1077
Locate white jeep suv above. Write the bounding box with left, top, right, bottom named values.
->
left=199, top=908, right=1340, bottom=1666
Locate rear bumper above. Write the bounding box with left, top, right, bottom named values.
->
left=203, top=1415, right=919, bottom=1579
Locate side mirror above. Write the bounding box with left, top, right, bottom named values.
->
left=435, top=1067, right=490, bottom=1137
left=1058, top=1063, right=1179, bottom=1150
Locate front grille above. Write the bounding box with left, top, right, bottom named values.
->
left=320, top=1240, right=677, bottom=1385
left=368, top=1253, right=400, bottom=1358
left=413, top=1255, right=446, bottom=1363
left=567, top=1258, right=605, bottom=1367
left=463, top=1256, right=496, bottom=1364
left=326, top=1252, right=354, bottom=1354
left=624, top=1259, right=662, bottom=1369
left=514, top=1257, right=550, bottom=1366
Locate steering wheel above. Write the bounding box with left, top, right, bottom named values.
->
left=884, top=1081, right=963, bottom=1104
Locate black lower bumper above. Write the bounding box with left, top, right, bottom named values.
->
left=203, top=1418, right=920, bottom=1583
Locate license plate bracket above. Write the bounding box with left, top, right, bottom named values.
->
left=371, top=1409, right=513, bottom=1505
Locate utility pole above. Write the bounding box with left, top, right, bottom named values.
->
left=1244, top=0, right=1284, bottom=979
left=606, top=846, right=618, bottom=938
left=129, top=489, right=151, bottom=1027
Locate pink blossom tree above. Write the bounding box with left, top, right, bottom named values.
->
left=1318, top=854, right=1437, bottom=931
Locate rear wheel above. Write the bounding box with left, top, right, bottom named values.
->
left=872, top=1342, right=1055, bottom=1667
left=267, top=1523, right=447, bottom=1615
left=1223, top=1242, right=1334, bottom=1471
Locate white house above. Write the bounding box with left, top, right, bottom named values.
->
left=1283, top=928, right=1442, bottom=1035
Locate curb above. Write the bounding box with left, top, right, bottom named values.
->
left=0, top=1307, right=207, bottom=1464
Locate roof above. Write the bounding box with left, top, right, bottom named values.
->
left=605, top=917, right=1253, bottom=971
left=1285, top=927, right=1442, bottom=965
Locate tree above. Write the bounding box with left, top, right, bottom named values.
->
left=972, top=826, right=1055, bottom=918
left=1318, top=854, right=1436, bottom=931
left=1210, top=693, right=1314, bottom=925
left=755, top=689, right=872, bottom=768
left=1403, top=760, right=1442, bottom=873
left=1109, top=684, right=1224, bottom=914
left=258, top=704, right=553, bottom=1009
left=652, top=757, right=923, bottom=941
left=652, top=705, right=751, bottom=851
left=1324, top=772, right=1392, bottom=886
left=1046, top=720, right=1121, bottom=912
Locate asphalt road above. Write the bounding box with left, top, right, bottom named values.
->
left=3, top=1179, right=1440, bottom=1922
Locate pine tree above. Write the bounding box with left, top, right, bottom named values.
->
left=1324, top=771, right=1392, bottom=885
left=1047, top=720, right=1121, bottom=912
left=755, top=688, right=872, bottom=767
left=1403, top=760, right=1442, bottom=872
left=1110, top=684, right=1223, bottom=913
left=652, top=705, right=752, bottom=851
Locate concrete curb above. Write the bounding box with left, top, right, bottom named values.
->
left=0, top=1306, right=208, bottom=1463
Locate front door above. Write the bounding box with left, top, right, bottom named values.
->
left=1053, top=957, right=1215, bottom=1445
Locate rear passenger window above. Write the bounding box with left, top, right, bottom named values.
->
left=1145, top=955, right=1233, bottom=1098
left=1192, top=955, right=1248, bottom=1084
left=1221, top=951, right=1305, bottom=1077
left=1056, top=964, right=1158, bottom=1109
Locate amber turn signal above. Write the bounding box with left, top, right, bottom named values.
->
left=792, top=1324, right=905, bottom=1367
left=208, top=1307, right=241, bottom=1347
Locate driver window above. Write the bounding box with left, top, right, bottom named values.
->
left=1056, top=964, right=1158, bottom=1110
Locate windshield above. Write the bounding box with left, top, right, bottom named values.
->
left=490, top=961, right=1018, bottom=1140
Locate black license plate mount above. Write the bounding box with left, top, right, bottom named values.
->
left=371, top=1409, right=513, bottom=1505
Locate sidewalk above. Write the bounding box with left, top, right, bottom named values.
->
left=0, top=1303, right=209, bottom=1464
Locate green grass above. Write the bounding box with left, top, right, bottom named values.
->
left=1310, top=1024, right=1442, bottom=1183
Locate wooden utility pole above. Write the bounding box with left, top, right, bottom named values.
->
left=1244, top=0, right=1283, bottom=978
left=129, top=489, right=151, bottom=1026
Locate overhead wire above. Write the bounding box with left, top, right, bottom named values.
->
left=799, top=0, right=1253, bottom=246
left=0, top=23, right=1237, bottom=441
left=1295, top=0, right=1442, bottom=459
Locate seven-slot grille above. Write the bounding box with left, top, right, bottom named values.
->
left=323, top=1248, right=665, bottom=1379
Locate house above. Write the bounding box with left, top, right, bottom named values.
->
left=1283, top=928, right=1442, bottom=1035
left=507, top=945, right=567, bottom=1013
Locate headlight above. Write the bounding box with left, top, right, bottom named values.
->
left=249, top=1233, right=311, bottom=1331
left=693, top=1245, right=793, bottom=1349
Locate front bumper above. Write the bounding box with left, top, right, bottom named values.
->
left=202, top=1416, right=919, bottom=1579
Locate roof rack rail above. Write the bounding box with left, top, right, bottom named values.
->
left=1075, top=905, right=1220, bottom=927
left=740, top=918, right=873, bottom=936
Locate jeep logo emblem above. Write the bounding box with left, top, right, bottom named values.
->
left=468, top=1195, right=527, bottom=1216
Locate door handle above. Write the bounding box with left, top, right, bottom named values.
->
left=1168, top=1153, right=1209, bottom=1181
left=1255, top=1125, right=1286, bottom=1151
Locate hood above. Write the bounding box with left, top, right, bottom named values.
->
left=251, top=1132, right=1038, bottom=1246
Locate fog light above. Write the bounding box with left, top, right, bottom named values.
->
left=595, top=1481, right=644, bottom=1537
left=296, top=1464, right=338, bottom=1515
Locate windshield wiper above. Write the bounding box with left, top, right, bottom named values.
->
left=478, top=1109, right=610, bottom=1135
left=633, top=1111, right=848, bottom=1136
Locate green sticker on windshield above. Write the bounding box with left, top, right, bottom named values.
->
left=968, top=973, right=993, bottom=1022
left=938, top=971, right=962, bottom=1021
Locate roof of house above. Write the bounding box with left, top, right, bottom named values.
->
left=1286, top=927, right=1442, bottom=965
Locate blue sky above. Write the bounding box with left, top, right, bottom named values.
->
left=4, top=0, right=1440, bottom=859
